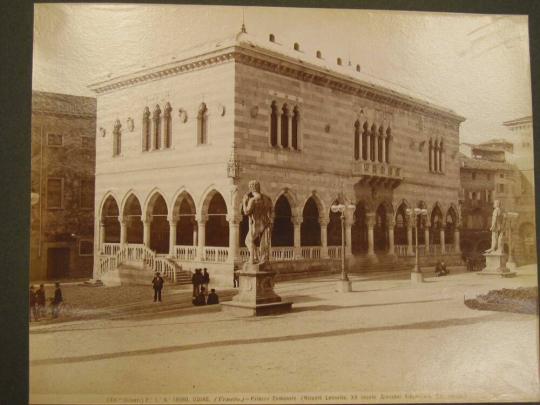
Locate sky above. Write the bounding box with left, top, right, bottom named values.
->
left=32, top=4, right=532, bottom=144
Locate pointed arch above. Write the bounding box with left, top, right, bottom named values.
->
left=123, top=193, right=143, bottom=244
left=171, top=189, right=197, bottom=218
left=370, top=124, right=377, bottom=161
left=99, top=191, right=120, bottom=220
left=301, top=196, right=322, bottom=246
left=270, top=101, right=278, bottom=147
left=292, top=105, right=300, bottom=150
left=394, top=200, right=409, bottom=245
left=272, top=194, right=294, bottom=247
left=119, top=189, right=143, bottom=219
left=205, top=191, right=229, bottom=247
left=351, top=200, right=368, bottom=254
left=113, top=119, right=122, bottom=156
left=197, top=102, right=208, bottom=145
left=354, top=120, right=361, bottom=160
left=163, top=102, right=172, bottom=149
left=100, top=193, right=120, bottom=243
left=152, top=104, right=162, bottom=150
left=428, top=138, right=433, bottom=172
left=362, top=121, right=369, bottom=160
left=199, top=185, right=231, bottom=218
left=142, top=107, right=151, bottom=151
left=374, top=202, right=389, bottom=251
left=143, top=188, right=170, bottom=219
left=378, top=126, right=384, bottom=162
left=385, top=127, right=391, bottom=163
left=273, top=188, right=299, bottom=218
left=280, top=103, right=290, bottom=148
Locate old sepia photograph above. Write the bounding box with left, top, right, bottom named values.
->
left=28, top=3, right=538, bottom=404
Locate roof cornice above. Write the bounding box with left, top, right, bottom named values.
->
left=88, top=42, right=465, bottom=124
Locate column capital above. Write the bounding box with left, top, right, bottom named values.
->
left=319, top=217, right=330, bottom=226
left=292, top=216, right=303, bottom=226
left=365, top=212, right=376, bottom=227
left=226, top=214, right=242, bottom=225
left=167, top=215, right=180, bottom=224
left=195, top=214, right=209, bottom=224
left=386, top=214, right=395, bottom=227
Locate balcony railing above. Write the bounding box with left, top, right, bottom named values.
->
left=102, top=243, right=121, bottom=256
left=352, top=161, right=402, bottom=187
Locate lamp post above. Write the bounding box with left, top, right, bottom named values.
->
left=331, top=202, right=355, bottom=292
left=406, top=207, right=428, bottom=283
left=505, top=212, right=518, bottom=270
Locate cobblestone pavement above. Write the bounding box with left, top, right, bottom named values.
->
left=30, top=265, right=540, bottom=404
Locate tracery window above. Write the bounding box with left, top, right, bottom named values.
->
left=152, top=105, right=161, bottom=150
left=113, top=119, right=122, bottom=156
left=354, top=120, right=360, bottom=160
left=142, top=107, right=151, bottom=151
left=280, top=104, right=289, bottom=148
left=163, top=102, right=172, bottom=149
left=269, top=101, right=300, bottom=151
left=270, top=101, right=278, bottom=147
left=197, top=103, right=208, bottom=145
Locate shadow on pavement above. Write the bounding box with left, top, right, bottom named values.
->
left=290, top=298, right=452, bottom=313
left=31, top=312, right=521, bottom=367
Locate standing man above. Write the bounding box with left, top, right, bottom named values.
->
left=152, top=272, right=164, bottom=302
left=52, top=282, right=63, bottom=318
left=36, top=284, right=46, bottom=318
left=29, top=285, right=38, bottom=322
left=192, top=269, right=202, bottom=297
left=202, top=268, right=210, bottom=293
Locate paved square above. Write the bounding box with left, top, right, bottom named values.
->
left=30, top=266, right=539, bottom=404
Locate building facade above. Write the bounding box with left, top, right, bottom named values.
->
left=90, top=31, right=465, bottom=287
left=459, top=140, right=536, bottom=264
left=30, top=91, right=97, bottom=281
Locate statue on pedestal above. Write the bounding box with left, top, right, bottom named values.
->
left=485, top=200, right=506, bottom=254
left=241, top=180, right=273, bottom=264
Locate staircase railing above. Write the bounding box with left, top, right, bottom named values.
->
left=99, top=244, right=178, bottom=283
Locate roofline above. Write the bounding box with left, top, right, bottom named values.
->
left=88, top=36, right=465, bottom=124
left=502, top=115, right=532, bottom=126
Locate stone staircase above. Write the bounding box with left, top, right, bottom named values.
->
left=99, top=244, right=193, bottom=286
left=348, top=254, right=411, bottom=273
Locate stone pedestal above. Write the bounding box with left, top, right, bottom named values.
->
left=477, top=252, right=516, bottom=278
left=336, top=279, right=352, bottom=292
left=222, top=262, right=293, bottom=316
left=411, top=271, right=424, bottom=283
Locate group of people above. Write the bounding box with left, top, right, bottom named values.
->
left=29, top=282, right=63, bottom=321
left=434, top=260, right=449, bottom=277
left=463, top=255, right=486, bottom=272
left=191, top=268, right=219, bottom=306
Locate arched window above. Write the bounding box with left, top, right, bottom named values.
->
left=102, top=196, right=120, bottom=243
left=293, top=42, right=300, bottom=51
left=439, top=140, right=444, bottom=173
left=142, top=107, right=151, bottom=151
left=354, top=120, right=360, bottom=160
left=269, top=33, right=275, bottom=42
left=270, top=101, right=278, bottom=147
left=163, top=102, right=172, bottom=149
left=356, top=64, right=361, bottom=72
left=280, top=104, right=289, bottom=148
left=428, top=139, right=433, bottom=172
left=370, top=124, right=377, bottom=161
left=361, top=122, right=369, bottom=160
left=337, top=57, right=342, bottom=66
left=291, top=106, right=300, bottom=150
left=316, top=50, right=322, bottom=59
left=113, top=119, right=121, bottom=156
left=152, top=104, right=161, bottom=150
left=433, top=140, right=439, bottom=173
left=385, top=128, right=391, bottom=163
left=197, top=103, right=208, bottom=145
left=272, top=195, right=294, bottom=247
left=378, top=126, right=384, bottom=162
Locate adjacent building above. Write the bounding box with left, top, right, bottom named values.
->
left=89, top=29, right=467, bottom=287
left=30, top=91, right=97, bottom=281
left=459, top=136, right=536, bottom=264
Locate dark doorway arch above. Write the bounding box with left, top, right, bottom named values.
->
left=445, top=207, right=457, bottom=244
left=301, top=197, right=321, bottom=246
left=351, top=202, right=367, bottom=254
left=149, top=194, right=169, bottom=254
left=272, top=195, right=294, bottom=247
left=327, top=207, right=342, bottom=246
left=102, top=196, right=120, bottom=243
left=431, top=205, right=443, bottom=245
left=124, top=195, right=143, bottom=244
left=394, top=203, right=408, bottom=245
left=206, top=193, right=228, bottom=247
left=177, top=197, right=196, bottom=245
left=374, top=204, right=388, bottom=252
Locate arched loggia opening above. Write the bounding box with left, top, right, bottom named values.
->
left=301, top=197, right=321, bottom=246
left=394, top=203, right=408, bottom=245
left=206, top=193, right=229, bottom=247
left=327, top=204, right=342, bottom=246
left=374, top=204, right=388, bottom=252
left=351, top=202, right=367, bottom=254
left=149, top=194, right=169, bottom=254
left=124, top=195, right=143, bottom=244
left=431, top=205, right=443, bottom=245
left=102, top=196, right=120, bottom=243
left=176, top=197, right=196, bottom=245
left=272, top=195, right=294, bottom=247
left=445, top=207, right=457, bottom=245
